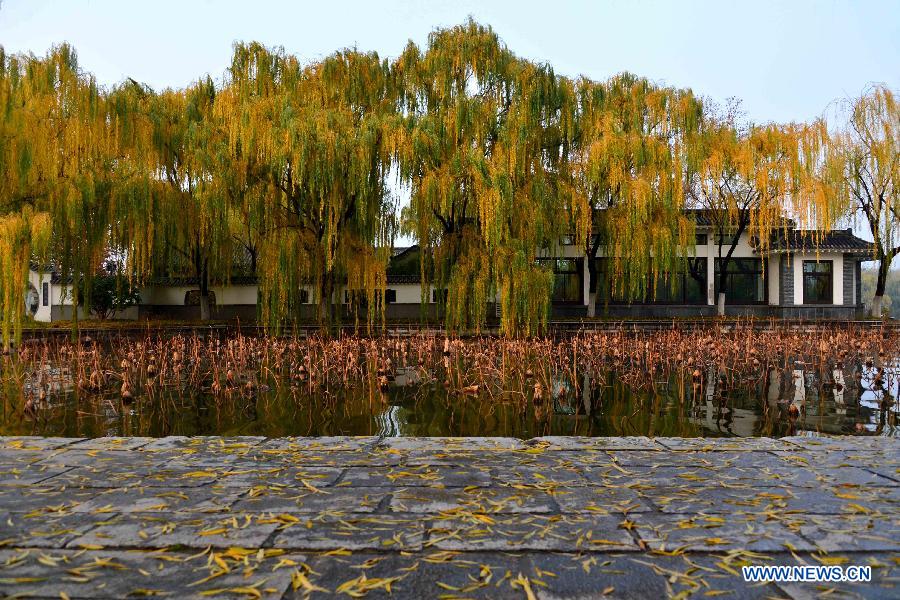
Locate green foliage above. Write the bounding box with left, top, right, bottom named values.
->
left=0, top=23, right=886, bottom=340
left=816, top=85, right=898, bottom=315
left=861, top=267, right=899, bottom=316
left=80, top=273, right=142, bottom=320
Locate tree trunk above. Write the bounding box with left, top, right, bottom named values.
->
left=317, top=270, right=335, bottom=334
left=871, top=294, right=883, bottom=318
left=199, top=272, right=211, bottom=321
left=715, top=253, right=732, bottom=317
left=199, top=294, right=211, bottom=321
left=585, top=243, right=599, bottom=319
left=195, top=252, right=211, bottom=321
left=871, top=255, right=890, bottom=318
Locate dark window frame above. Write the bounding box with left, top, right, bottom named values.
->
left=537, top=257, right=583, bottom=304
left=42, top=282, right=49, bottom=307
left=593, top=257, right=707, bottom=305
left=802, top=260, right=833, bottom=305
left=184, top=290, right=216, bottom=306
left=714, top=258, right=767, bottom=305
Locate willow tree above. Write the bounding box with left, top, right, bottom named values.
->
left=571, top=74, right=701, bottom=315
left=395, top=20, right=576, bottom=335
left=685, top=105, right=826, bottom=315
left=223, top=43, right=397, bottom=331
left=111, top=78, right=235, bottom=320
left=817, top=86, right=898, bottom=317
left=0, top=44, right=110, bottom=346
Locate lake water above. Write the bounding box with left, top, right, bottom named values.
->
left=3, top=352, right=897, bottom=439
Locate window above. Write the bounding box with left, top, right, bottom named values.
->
left=431, top=288, right=448, bottom=304
left=42, top=282, right=49, bottom=307
left=538, top=258, right=582, bottom=303
left=649, top=258, right=707, bottom=304
left=345, top=289, right=393, bottom=308
left=593, top=258, right=706, bottom=305
left=345, top=290, right=367, bottom=305
left=695, top=233, right=708, bottom=246
left=803, top=260, right=833, bottom=304
left=299, top=289, right=309, bottom=304
left=184, top=290, right=216, bottom=306
left=714, top=258, right=766, bottom=304
left=714, top=233, right=737, bottom=246
left=683, top=259, right=708, bottom=304
left=593, top=258, right=627, bottom=303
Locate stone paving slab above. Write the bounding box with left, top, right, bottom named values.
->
left=0, top=436, right=83, bottom=450
left=0, top=464, right=73, bottom=486
left=67, top=436, right=155, bottom=451
left=232, top=487, right=390, bottom=513
left=655, top=436, right=803, bottom=452
left=342, top=464, right=492, bottom=487
left=258, top=436, right=380, bottom=452
left=67, top=512, right=283, bottom=550
left=268, top=513, right=425, bottom=551
left=629, top=512, right=816, bottom=553
left=0, top=548, right=303, bottom=599
left=529, top=436, right=661, bottom=451
left=390, top=486, right=559, bottom=514
left=584, top=463, right=900, bottom=488
left=0, top=512, right=115, bottom=549
left=379, top=436, right=526, bottom=452
left=425, top=513, right=638, bottom=552
left=0, top=435, right=896, bottom=599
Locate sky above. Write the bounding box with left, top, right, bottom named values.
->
left=1, top=0, right=897, bottom=124
left=1, top=0, right=897, bottom=260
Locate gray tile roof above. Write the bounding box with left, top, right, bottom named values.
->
left=386, top=274, right=421, bottom=285
left=764, top=229, right=875, bottom=255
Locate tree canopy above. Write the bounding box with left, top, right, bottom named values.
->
left=814, top=85, right=898, bottom=316
left=0, top=23, right=891, bottom=345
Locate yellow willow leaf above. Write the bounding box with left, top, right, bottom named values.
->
left=291, top=569, right=327, bottom=592
left=590, top=539, right=625, bottom=546
left=510, top=574, right=537, bottom=600
left=812, top=554, right=850, bottom=566
left=199, top=587, right=262, bottom=598
left=198, top=528, right=228, bottom=537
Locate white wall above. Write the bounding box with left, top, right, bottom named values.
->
left=767, top=256, right=780, bottom=306
left=792, top=252, right=843, bottom=305
left=27, top=270, right=52, bottom=322
left=390, top=284, right=427, bottom=304
left=28, top=271, right=140, bottom=321
left=141, top=284, right=259, bottom=306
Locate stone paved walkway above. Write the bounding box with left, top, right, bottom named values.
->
left=0, top=435, right=897, bottom=599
